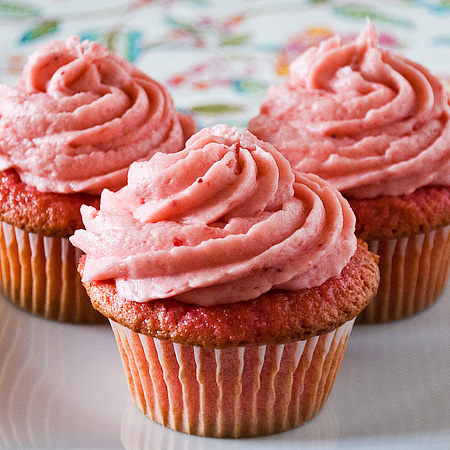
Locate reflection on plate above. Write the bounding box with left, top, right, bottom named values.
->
left=120, top=397, right=340, bottom=450
left=1, top=284, right=450, bottom=449
left=0, top=295, right=128, bottom=449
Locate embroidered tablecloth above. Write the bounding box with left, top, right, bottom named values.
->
left=1, top=0, right=450, bottom=131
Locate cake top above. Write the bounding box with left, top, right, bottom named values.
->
left=0, top=168, right=99, bottom=237
left=248, top=22, right=450, bottom=199
left=80, top=241, right=379, bottom=347
left=349, top=185, right=450, bottom=240
left=0, top=36, right=196, bottom=195
left=71, top=124, right=357, bottom=307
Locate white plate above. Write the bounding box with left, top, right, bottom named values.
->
left=1, top=286, right=450, bottom=450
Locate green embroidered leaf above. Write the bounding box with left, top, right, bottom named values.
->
left=20, top=19, right=60, bottom=43
left=334, top=4, right=412, bottom=28
left=220, top=33, right=251, bottom=46
left=191, top=104, right=243, bottom=115
left=79, top=30, right=143, bottom=62
left=165, top=15, right=196, bottom=32
left=0, top=0, right=40, bottom=20
left=233, top=78, right=270, bottom=95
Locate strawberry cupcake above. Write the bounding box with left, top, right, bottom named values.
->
left=249, top=22, right=450, bottom=323
left=71, top=125, right=379, bottom=437
left=0, top=36, right=196, bottom=323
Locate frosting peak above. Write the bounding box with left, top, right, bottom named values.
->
left=22, top=37, right=110, bottom=94
left=71, top=125, right=357, bottom=306
left=0, top=36, right=196, bottom=194
left=248, top=22, right=450, bottom=199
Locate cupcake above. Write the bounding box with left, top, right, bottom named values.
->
left=71, top=125, right=379, bottom=437
left=0, top=36, right=196, bottom=323
left=248, top=22, right=450, bottom=323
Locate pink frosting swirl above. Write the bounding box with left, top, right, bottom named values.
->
left=248, top=22, right=450, bottom=199
left=0, top=36, right=196, bottom=194
left=70, top=125, right=356, bottom=306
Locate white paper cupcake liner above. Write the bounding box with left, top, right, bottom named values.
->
left=357, top=224, right=450, bottom=323
left=0, top=221, right=104, bottom=323
left=110, top=318, right=355, bottom=438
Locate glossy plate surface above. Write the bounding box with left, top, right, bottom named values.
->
left=1, top=288, right=450, bottom=449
